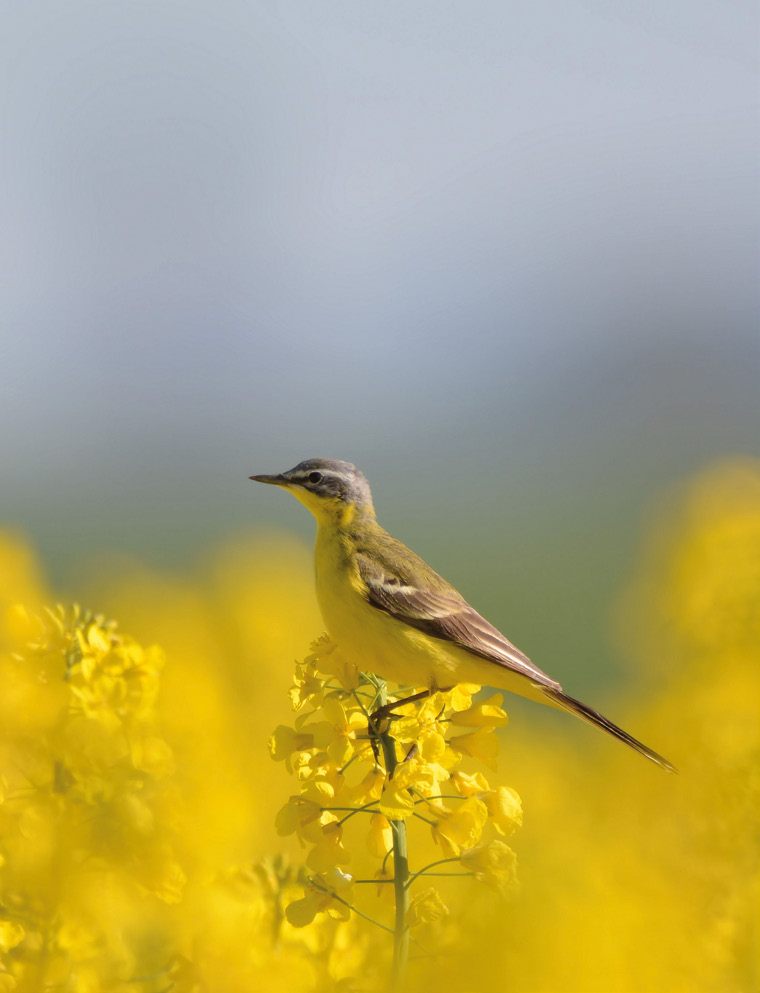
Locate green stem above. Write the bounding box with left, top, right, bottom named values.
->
left=406, top=856, right=461, bottom=888
left=373, top=680, right=410, bottom=992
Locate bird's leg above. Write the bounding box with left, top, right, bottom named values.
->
left=368, top=684, right=455, bottom=735
left=368, top=688, right=433, bottom=734
left=366, top=685, right=455, bottom=761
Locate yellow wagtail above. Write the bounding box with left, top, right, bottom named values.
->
left=251, top=458, right=676, bottom=772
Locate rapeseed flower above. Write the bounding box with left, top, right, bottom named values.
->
left=271, top=643, right=523, bottom=988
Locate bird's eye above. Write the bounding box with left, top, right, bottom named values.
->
left=308, top=471, right=323, bottom=484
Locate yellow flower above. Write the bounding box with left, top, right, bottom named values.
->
left=378, top=784, right=415, bottom=820
left=367, top=814, right=393, bottom=858
left=450, top=693, right=508, bottom=728
left=461, top=839, right=518, bottom=890
left=286, top=868, right=354, bottom=927
left=484, top=786, right=523, bottom=836
left=432, top=797, right=488, bottom=856
left=289, top=659, right=325, bottom=711
left=307, top=635, right=359, bottom=692
left=268, top=725, right=315, bottom=762
left=344, top=765, right=385, bottom=805
left=274, top=796, right=335, bottom=844
left=418, top=727, right=447, bottom=762
left=321, top=697, right=367, bottom=766
left=306, top=822, right=351, bottom=873
left=450, top=769, right=490, bottom=796
left=449, top=727, right=500, bottom=769
left=441, top=683, right=481, bottom=712
left=392, top=755, right=443, bottom=794
left=374, top=863, right=396, bottom=903
left=378, top=752, right=446, bottom=818
left=407, top=888, right=449, bottom=929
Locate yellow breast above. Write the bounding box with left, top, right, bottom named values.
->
left=313, top=520, right=477, bottom=689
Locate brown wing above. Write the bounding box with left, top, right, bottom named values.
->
left=356, top=551, right=561, bottom=691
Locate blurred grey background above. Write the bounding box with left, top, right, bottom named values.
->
left=2, top=1, right=758, bottom=692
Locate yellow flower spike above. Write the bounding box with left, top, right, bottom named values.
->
left=449, top=726, right=500, bottom=769
left=407, top=887, right=449, bottom=930
left=450, top=769, right=490, bottom=796
left=367, top=813, right=393, bottom=858
left=460, top=839, right=518, bottom=890
left=432, top=796, right=488, bottom=856
left=450, top=693, right=509, bottom=728
left=484, top=786, right=523, bottom=836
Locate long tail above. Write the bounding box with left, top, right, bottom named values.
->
left=542, top=687, right=677, bottom=773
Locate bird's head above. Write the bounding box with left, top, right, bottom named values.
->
left=250, top=458, right=375, bottom=523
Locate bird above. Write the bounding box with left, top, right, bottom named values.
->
left=250, top=457, right=676, bottom=772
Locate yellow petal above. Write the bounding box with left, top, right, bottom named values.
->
left=485, top=786, right=523, bottom=835
left=379, top=785, right=415, bottom=820
left=407, top=887, right=449, bottom=929
left=367, top=813, right=393, bottom=858
left=285, top=894, right=321, bottom=928
left=449, top=727, right=500, bottom=769
left=450, top=693, right=509, bottom=728
left=418, top=728, right=446, bottom=762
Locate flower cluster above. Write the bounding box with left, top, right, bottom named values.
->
left=0, top=604, right=185, bottom=990
left=270, top=635, right=522, bottom=977
left=0, top=601, right=376, bottom=993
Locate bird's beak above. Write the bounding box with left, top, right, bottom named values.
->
left=249, top=473, right=290, bottom=487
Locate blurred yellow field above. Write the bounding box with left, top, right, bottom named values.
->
left=1, top=459, right=758, bottom=992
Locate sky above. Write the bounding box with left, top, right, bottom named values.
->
left=1, top=1, right=758, bottom=616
